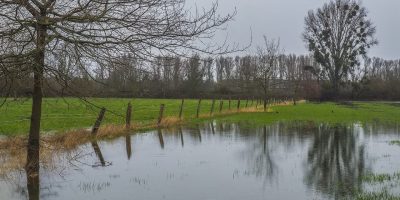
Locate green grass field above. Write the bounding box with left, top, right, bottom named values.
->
left=0, top=98, right=236, bottom=136
left=0, top=98, right=399, bottom=136
left=212, top=101, right=400, bottom=125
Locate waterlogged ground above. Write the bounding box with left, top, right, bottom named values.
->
left=1, top=121, right=400, bottom=200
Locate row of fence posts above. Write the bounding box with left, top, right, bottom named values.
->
left=90, top=98, right=294, bottom=135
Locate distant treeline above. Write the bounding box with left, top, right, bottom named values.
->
left=3, top=54, right=400, bottom=100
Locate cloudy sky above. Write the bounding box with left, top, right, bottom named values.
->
left=190, top=0, right=400, bottom=59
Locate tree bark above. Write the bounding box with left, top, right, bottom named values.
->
left=26, top=24, right=46, bottom=176
left=264, top=98, right=267, bottom=112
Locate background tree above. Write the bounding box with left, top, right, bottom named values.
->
left=303, top=0, right=377, bottom=98
left=255, top=36, right=283, bottom=111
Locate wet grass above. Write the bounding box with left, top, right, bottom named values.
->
left=1, top=99, right=399, bottom=137
left=355, top=172, right=400, bottom=199
left=389, top=140, right=400, bottom=146
left=356, top=190, right=400, bottom=200
left=212, top=102, right=400, bottom=126
left=362, top=172, right=400, bottom=183
left=0, top=98, right=246, bottom=136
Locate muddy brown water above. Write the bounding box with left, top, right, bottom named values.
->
left=1, top=121, right=400, bottom=200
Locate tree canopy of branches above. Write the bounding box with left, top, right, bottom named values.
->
left=0, top=0, right=235, bottom=175
left=256, top=36, right=283, bottom=110
left=303, top=0, right=377, bottom=98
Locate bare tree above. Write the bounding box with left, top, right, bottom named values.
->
left=0, top=0, right=235, bottom=177
left=255, top=36, right=283, bottom=111
left=303, top=0, right=377, bottom=98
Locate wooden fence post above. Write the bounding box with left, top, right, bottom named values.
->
left=92, top=107, right=106, bottom=135
left=245, top=99, right=248, bottom=108
left=196, top=99, right=202, bottom=118
left=157, top=104, right=165, bottom=126
left=210, top=99, right=215, bottom=116
left=228, top=97, right=231, bottom=110
left=237, top=98, right=241, bottom=111
left=126, top=102, right=132, bottom=129
left=179, top=99, right=184, bottom=119
left=264, top=98, right=267, bottom=112
left=219, top=99, right=223, bottom=113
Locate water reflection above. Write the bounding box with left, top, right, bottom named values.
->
left=157, top=129, right=164, bottom=149
left=240, top=126, right=277, bottom=183
left=1, top=121, right=400, bottom=200
left=210, top=122, right=215, bottom=135
left=125, top=134, right=132, bottom=160
left=304, top=124, right=366, bottom=199
left=196, top=124, right=202, bottom=143
left=179, top=127, right=184, bottom=147
left=26, top=169, right=39, bottom=200
left=91, top=140, right=106, bottom=167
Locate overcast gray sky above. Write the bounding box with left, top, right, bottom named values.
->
left=189, top=0, right=400, bottom=59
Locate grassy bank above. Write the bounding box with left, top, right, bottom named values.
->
left=1, top=99, right=400, bottom=137
left=0, top=98, right=260, bottom=136
left=212, top=101, right=400, bottom=125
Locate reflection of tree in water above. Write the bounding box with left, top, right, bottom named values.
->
left=240, top=125, right=277, bottom=184
left=26, top=169, right=40, bottom=200
left=305, top=124, right=366, bottom=199
left=237, top=121, right=310, bottom=184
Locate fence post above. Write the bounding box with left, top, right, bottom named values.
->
left=196, top=99, right=202, bottom=118
left=264, top=98, right=267, bottom=112
left=256, top=99, right=259, bottom=108
left=228, top=97, right=231, bottom=110
left=219, top=99, right=224, bottom=113
left=179, top=99, right=184, bottom=119
left=210, top=99, right=215, bottom=116
left=92, top=107, right=106, bottom=135
left=237, top=98, right=241, bottom=111
left=245, top=99, right=248, bottom=108
left=157, top=104, right=165, bottom=126
left=126, top=102, right=132, bottom=129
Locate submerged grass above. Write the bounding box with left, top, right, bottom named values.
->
left=355, top=172, right=400, bottom=199
left=389, top=140, right=400, bottom=146
left=362, top=172, right=400, bottom=183
left=356, top=190, right=400, bottom=200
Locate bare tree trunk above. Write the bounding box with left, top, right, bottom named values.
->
left=26, top=25, right=46, bottom=176
left=264, top=98, right=267, bottom=112
left=263, top=88, right=268, bottom=112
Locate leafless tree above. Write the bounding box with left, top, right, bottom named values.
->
left=255, top=36, right=283, bottom=111
left=0, top=0, right=235, bottom=177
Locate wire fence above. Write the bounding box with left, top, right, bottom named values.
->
left=0, top=98, right=293, bottom=135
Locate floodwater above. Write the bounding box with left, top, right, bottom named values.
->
left=1, top=121, right=400, bottom=200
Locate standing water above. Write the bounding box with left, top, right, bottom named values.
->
left=0, top=121, right=400, bottom=200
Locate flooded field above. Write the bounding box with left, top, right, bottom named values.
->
left=1, top=121, right=400, bottom=200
